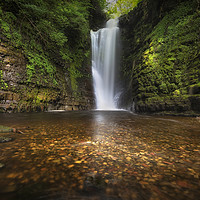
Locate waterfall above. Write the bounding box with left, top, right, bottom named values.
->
left=91, top=19, right=120, bottom=110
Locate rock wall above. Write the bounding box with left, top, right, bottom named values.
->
left=119, top=0, right=200, bottom=114
left=0, top=35, right=94, bottom=113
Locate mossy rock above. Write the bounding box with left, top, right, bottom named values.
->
left=0, top=125, right=13, bottom=133
left=189, top=84, right=200, bottom=95
left=119, top=0, right=200, bottom=114
left=0, top=136, right=13, bottom=143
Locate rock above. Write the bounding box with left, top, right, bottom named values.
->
left=65, top=106, right=73, bottom=111
left=0, top=136, right=13, bottom=143
left=0, top=125, right=13, bottom=133
left=119, top=0, right=200, bottom=115
left=83, top=174, right=107, bottom=192
left=73, top=106, right=79, bottom=111
left=189, top=95, right=200, bottom=112
left=0, top=35, right=94, bottom=113
left=189, top=84, right=200, bottom=95
left=0, top=163, right=5, bottom=169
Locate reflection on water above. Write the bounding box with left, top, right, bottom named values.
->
left=0, top=111, right=200, bottom=200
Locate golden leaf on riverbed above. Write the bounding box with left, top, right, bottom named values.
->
left=52, top=159, right=61, bottom=164
left=21, top=178, right=29, bottom=184
left=75, top=160, right=82, bottom=164
left=126, top=157, right=131, bottom=161
left=7, top=173, right=18, bottom=178
left=139, top=181, right=148, bottom=185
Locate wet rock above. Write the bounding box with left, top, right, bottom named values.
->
left=0, top=136, right=13, bottom=143
left=0, top=163, right=5, bottom=169
left=83, top=174, right=107, bottom=192
left=0, top=125, right=13, bottom=133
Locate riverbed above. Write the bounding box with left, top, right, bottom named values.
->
left=0, top=111, right=200, bottom=200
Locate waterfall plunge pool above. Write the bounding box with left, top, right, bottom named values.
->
left=0, top=111, right=200, bottom=200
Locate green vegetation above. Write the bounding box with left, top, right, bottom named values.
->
left=107, top=0, right=142, bottom=17
left=0, top=70, right=8, bottom=89
left=140, top=1, right=200, bottom=97
left=0, top=125, right=13, bottom=133
left=68, top=63, right=83, bottom=95
left=0, top=0, right=105, bottom=92
left=121, top=0, right=200, bottom=113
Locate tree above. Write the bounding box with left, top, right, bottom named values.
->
left=106, top=0, right=142, bottom=17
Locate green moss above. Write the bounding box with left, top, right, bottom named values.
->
left=0, top=70, right=8, bottom=89
left=121, top=0, right=200, bottom=113
left=68, top=63, right=83, bottom=96
left=25, top=51, right=57, bottom=85
left=0, top=0, right=101, bottom=94
left=0, top=125, right=13, bottom=133
left=173, top=89, right=181, bottom=96
left=134, top=1, right=199, bottom=98
left=146, top=1, right=200, bottom=93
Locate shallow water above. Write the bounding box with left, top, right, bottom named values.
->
left=0, top=111, right=200, bottom=200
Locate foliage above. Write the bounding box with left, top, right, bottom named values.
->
left=26, top=50, right=57, bottom=85
left=106, top=0, right=142, bottom=17
left=143, top=1, right=200, bottom=96
left=0, top=70, right=8, bottom=89
left=121, top=0, right=200, bottom=109
left=68, top=63, right=83, bottom=95
left=0, top=0, right=105, bottom=92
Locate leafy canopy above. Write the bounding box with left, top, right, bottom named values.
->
left=106, top=0, right=142, bottom=17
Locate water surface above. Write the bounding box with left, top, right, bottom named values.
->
left=0, top=111, right=200, bottom=200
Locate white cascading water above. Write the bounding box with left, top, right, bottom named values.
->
left=91, top=19, right=120, bottom=110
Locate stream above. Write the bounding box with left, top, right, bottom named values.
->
left=0, top=111, right=200, bottom=200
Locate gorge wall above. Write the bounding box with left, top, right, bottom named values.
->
left=1, top=0, right=200, bottom=114
left=0, top=0, right=106, bottom=113
left=0, top=35, right=93, bottom=112
left=119, top=0, right=200, bottom=115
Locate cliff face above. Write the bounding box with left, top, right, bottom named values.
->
left=119, top=0, right=200, bottom=114
left=0, top=0, right=107, bottom=113
left=0, top=35, right=94, bottom=112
